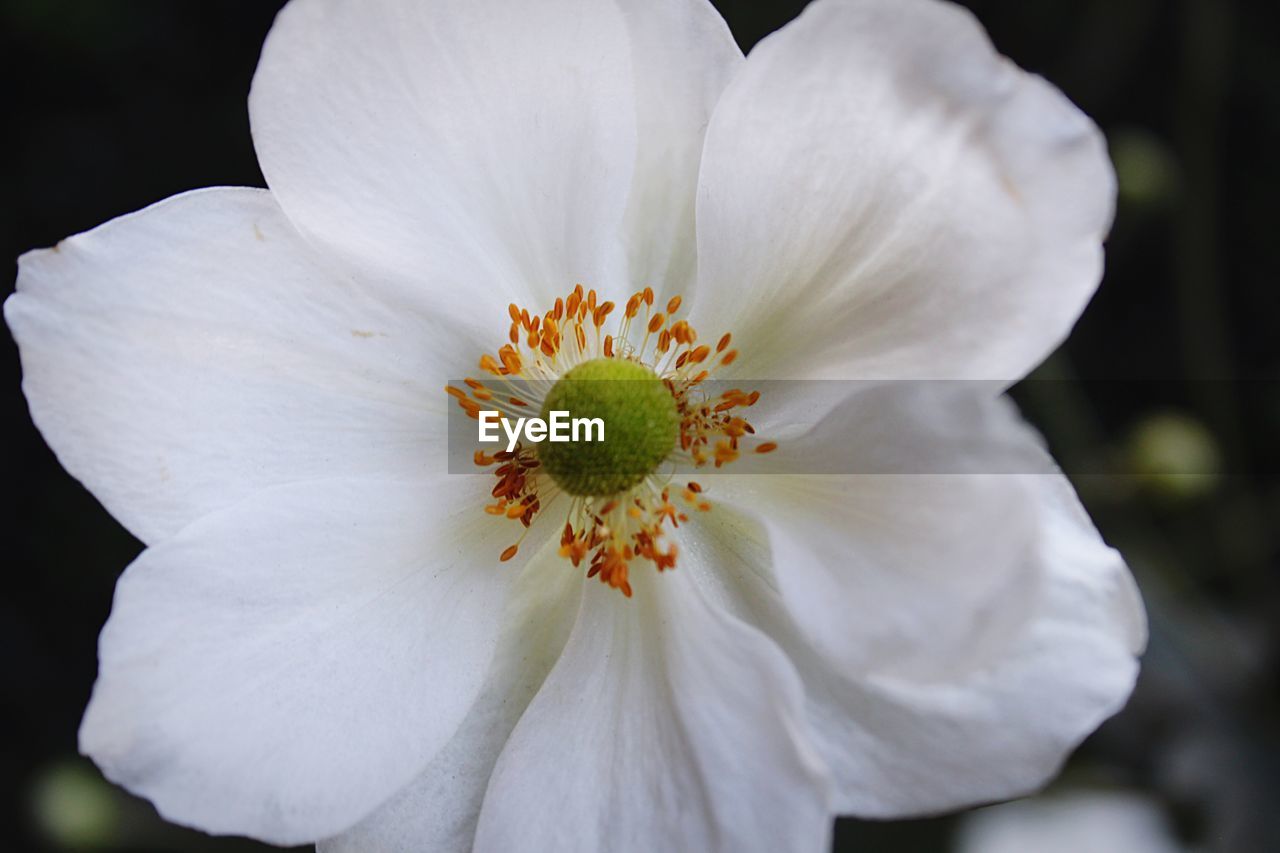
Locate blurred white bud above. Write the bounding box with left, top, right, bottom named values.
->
left=955, top=790, right=1188, bottom=853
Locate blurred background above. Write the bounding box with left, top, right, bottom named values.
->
left=1, top=0, right=1276, bottom=850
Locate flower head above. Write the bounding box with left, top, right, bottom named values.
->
left=6, top=0, right=1145, bottom=850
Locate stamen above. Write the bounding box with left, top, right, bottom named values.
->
left=449, top=282, right=774, bottom=596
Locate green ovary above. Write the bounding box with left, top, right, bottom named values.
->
left=537, top=358, right=679, bottom=497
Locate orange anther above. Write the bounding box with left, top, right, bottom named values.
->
left=714, top=441, right=739, bottom=466
left=647, top=313, right=665, bottom=334
left=666, top=295, right=682, bottom=314
left=593, top=298, right=614, bottom=325
left=500, top=544, right=519, bottom=562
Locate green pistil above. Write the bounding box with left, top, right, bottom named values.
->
left=538, top=358, right=679, bottom=497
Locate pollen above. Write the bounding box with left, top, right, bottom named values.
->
left=445, top=283, right=773, bottom=596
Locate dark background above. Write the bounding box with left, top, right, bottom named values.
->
left=2, top=0, right=1277, bottom=850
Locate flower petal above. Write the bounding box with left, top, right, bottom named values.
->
left=319, top=539, right=583, bottom=853
left=687, top=471, right=1144, bottom=816
left=79, top=474, right=541, bottom=844
left=709, top=384, right=1050, bottom=679
left=472, top=569, right=833, bottom=853
left=691, top=0, right=1115, bottom=381
left=614, top=0, right=743, bottom=294
left=249, top=0, right=640, bottom=318
left=818, top=480, right=1146, bottom=815
left=6, top=188, right=458, bottom=545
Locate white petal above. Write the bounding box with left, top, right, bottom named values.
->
left=615, top=0, right=743, bottom=294
left=820, top=480, right=1143, bottom=815
left=691, top=0, right=1115, bottom=381
left=79, top=475, right=542, bottom=844
left=472, top=569, right=833, bottom=853
left=5, top=188, right=459, bottom=545
left=687, top=474, right=1144, bottom=817
left=250, top=0, right=640, bottom=319
left=709, top=384, right=1050, bottom=679
left=320, top=538, right=583, bottom=853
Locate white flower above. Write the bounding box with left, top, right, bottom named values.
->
left=6, top=0, right=1146, bottom=851
left=956, top=790, right=1189, bottom=853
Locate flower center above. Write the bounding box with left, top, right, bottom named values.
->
left=537, top=358, right=679, bottom=497
left=445, top=283, right=778, bottom=597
